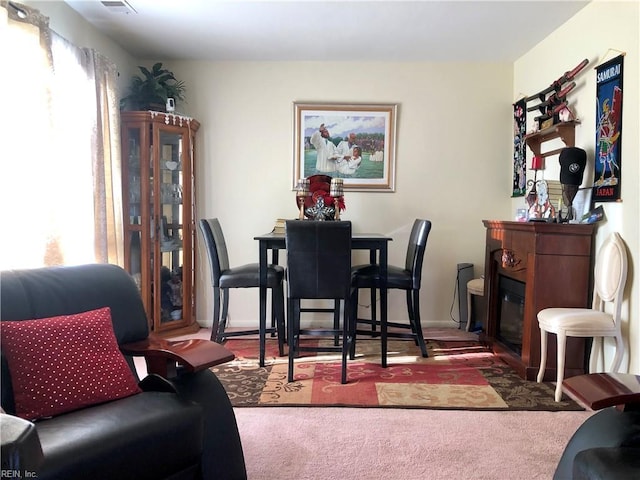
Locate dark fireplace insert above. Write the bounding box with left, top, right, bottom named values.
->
left=497, top=275, right=525, bottom=355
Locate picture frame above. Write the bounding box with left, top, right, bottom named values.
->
left=293, top=102, right=398, bottom=192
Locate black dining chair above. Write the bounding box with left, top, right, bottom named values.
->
left=198, top=218, right=285, bottom=367
left=285, top=220, right=354, bottom=384
left=351, top=219, right=432, bottom=357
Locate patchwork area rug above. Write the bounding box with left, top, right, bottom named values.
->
left=211, top=336, right=584, bottom=411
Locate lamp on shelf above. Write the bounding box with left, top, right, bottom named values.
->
left=526, top=155, right=544, bottom=209
left=296, top=178, right=309, bottom=220
left=330, top=178, right=344, bottom=220
left=531, top=155, right=544, bottom=171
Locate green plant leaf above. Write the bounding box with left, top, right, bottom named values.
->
left=120, top=62, right=187, bottom=111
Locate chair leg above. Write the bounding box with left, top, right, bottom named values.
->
left=537, top=328, right=548, bottom=383
left=270, top=291, right=276, bottom=334
left=403, top=290, right=423, bottom=353
left=405, top=290, right=420, bottom=347
left=273, top=285, right=286, bottom=357
left=352, top=294, right=358, bottom=360
left=610, top=334, right=625, bottom=372
left=407, top=290, right=427, bottom=357
left=370, top=287, right=377, bottom=333
left=333, top=299, right=340, bottom=346
left=380, top=287, right=388, bottom=369
left=211, top=287, right=222, bottom=343
left=270, top=289, right=277, bottom=338
left=287, top=298, right=298, bottom=383
left=349, top=290, right=358, bottom=360
left=259, top=289, right=269, bottom=367
left=466, top=290, right=473, bottom=332
left=220, top=288, right=230, bottom=341
left=341, top=306, right=350, bottom=385
left=589, top=337, right=603, bottom=373
left=211, top=287, right=229, bottom=343
left=555, top=332, right=567, bottom=402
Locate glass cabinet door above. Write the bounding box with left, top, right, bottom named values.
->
left=154, top=129, right=186, bottom=327
left=123, top=125, right=152, bottom=320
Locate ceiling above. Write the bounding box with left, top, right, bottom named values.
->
left=63, top=0, right=590, bottom=62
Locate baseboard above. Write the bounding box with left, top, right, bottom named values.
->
left=426, top=319, right=461, bottom=329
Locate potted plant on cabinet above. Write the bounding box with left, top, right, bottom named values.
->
left=120, top=62, right=186, bottom=112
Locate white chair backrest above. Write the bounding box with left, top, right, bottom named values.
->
left=593, top=232, right=628, bottom=318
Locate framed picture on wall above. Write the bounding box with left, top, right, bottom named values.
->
left=293, top=102, right=398, bottom=191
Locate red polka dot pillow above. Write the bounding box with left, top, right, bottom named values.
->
left=1, top=307, right=141, bottom=421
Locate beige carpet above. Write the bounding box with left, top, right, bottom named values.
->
left=167, top=328, right=593, bottom=479
left=234, top=407, right=594, bottom=480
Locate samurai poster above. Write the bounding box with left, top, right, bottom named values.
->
left=593, top=54, right=624, bottom=202
left=512, top=98, right=527, bottom=197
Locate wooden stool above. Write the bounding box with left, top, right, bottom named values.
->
left=466, top=278, right=484, bottom=332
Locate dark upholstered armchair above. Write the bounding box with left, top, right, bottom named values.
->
left=1, top=264, right=246, bottom=480
left=554, top=373, right=640, bottom=479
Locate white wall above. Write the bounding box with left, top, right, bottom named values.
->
left=166, top=60, right=513, bottom=329
left=25, top=1, right=639, bottom=374
left=513, top=0, right=639, bottom=374
left=26, top=2, right=511, bottom=330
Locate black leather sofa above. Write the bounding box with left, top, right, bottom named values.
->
left=1, top=264, right=247, bottom=480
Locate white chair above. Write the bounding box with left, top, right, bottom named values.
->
left=466, top=277, right=484, bottom=332
left=536, top=232, right=628, bottom=402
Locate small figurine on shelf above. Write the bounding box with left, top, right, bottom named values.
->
left=531, top=155, right=544, bottom=171
left=525, top=154, right=556, bottom=221
left=528, top=179, right=556, bottom=221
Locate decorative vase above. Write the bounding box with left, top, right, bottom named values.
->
left=301, top=174, right=340, bottom=221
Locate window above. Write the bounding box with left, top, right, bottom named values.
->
left=1, top=2, right=122, bottom=270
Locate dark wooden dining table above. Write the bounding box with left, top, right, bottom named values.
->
left=254, top=230, right=393, bottom=368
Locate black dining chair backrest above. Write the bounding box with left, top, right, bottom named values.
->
left=351, top=219, right=432, bottom=358
left=285, top=220, right=352, bottom=300
left=285, top=220, right=353, bottom=384
left=199, top=218, right=229, bottom=287
left=404, top=219, right=431, bottom=290
left=198, top=218, right=286, bottom=366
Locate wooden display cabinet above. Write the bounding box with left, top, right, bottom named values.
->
left=121, top=111, right=200, bottom=336
left=481, top=220, right=595, bottom=380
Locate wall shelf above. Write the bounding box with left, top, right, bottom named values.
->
left=524, top=120, right=580, bottom=158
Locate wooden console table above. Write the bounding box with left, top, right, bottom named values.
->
left=482, top=220, right=596, bottom=380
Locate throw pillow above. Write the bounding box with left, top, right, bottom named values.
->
left=1, top=307, right=141, bottom=421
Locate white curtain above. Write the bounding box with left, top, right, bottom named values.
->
left=0, top=1, right=122, bottom=269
